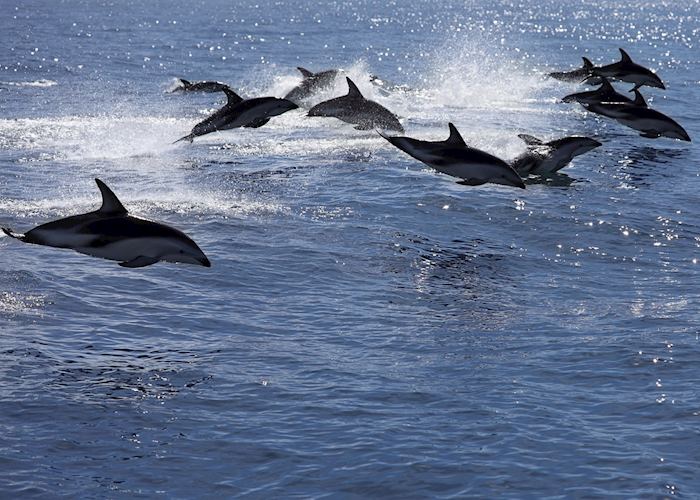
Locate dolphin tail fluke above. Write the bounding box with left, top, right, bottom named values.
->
left=173, top=134, right=195, bottom=144
left=2, top=227, right=26, bottom=241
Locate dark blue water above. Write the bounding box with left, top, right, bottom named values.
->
left=2, top=0, right=699, bottom=497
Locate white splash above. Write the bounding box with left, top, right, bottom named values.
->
left=0, top=79, right=58, bottom=88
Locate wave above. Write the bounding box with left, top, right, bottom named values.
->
left=0, top=79, right=58, bottom=88
left=0, top=183, right=288, bottom=221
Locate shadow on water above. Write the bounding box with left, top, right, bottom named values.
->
left=388, top=233, right=523, bottom=328
left=524, top=172, right=578, bottom=187
left=1, top=341, right=215, bottom=403
left=615, top=145, right=688, bottom=186
left=52, top=346, right=215, bottom=403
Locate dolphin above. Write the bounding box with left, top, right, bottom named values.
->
left=176, top=88, right=298, bottom=143
left=591, top=48, right=665, bottom=90
left=511, top=134, right=602, bottom=176
left=171, top=78, right=231, bottom=93
left=369, top=74, right=412, bottom=96
left=2, top=179, right=211, bottom=268
left=586, top=90, right=690, bottom=141
left=548, top=57, right=602, bottom=85
left=308, top=77, right=404, bottom=132
left=284, top=67, right=342, bottom=106
left=562, top=77, right=633, bottom=106
left=378, top=123, right=525, bottom=189
left=583, top=87, right=648, bottom=119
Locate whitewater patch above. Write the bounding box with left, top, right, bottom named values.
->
left=0, top=79, right=57, bottom=88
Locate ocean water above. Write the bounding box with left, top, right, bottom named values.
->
left=1, top=0, right=699, bottom=497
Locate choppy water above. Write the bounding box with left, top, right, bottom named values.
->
left=2, top=0, right=700, bottom=497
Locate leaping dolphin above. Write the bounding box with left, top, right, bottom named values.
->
left=511, top=134, right=602, bottom=176
left=378, top=123, right=525, bottom=189
left=548, top=57, right=601, bottom=85
left=2, top=179, right=211, bottom=268
left=284, top=67, right=342, bottom=106
left=562, top=77, right=633, bottom=106
left=308, top=77, right=404, bottom=132
left=591, top=48, right=665, bottom=90
left=175, top=88, right=298, bottom=143
left=585, top=90, right=690, bottom=141
left=171, top=78, right=231, bottom=93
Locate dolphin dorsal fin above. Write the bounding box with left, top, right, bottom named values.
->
left=582, top=57, right=593, bottom=69
left=95, top=179, right=127, bottom=215
left=179, top=78, right=191, bottom=88
left=618, top=48, right=632, bottom=63
left=297, top=67, right=314, bottom=78
left=346, top=77, right=363, bottom=98
left=632, top=89, right=647, bottom=107
left=598, top=76, right=614, bottom=91
left=446, top=123, right=467, bottom=147
left=518, top=134, right=543, bottom=146
left=222, top=86, right=243, bottom=105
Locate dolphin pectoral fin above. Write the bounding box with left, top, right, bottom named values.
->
left=2, top=227, right=26, bottom=241
left=119, top=256, right=161, bottom=268
left=243, top=118, right=270, bottom=128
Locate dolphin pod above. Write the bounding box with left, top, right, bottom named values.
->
left=2, top=179, right=211, bottom=268
left=556, top=48, right=689, bottom=142
left=3, top=49, right=690, bottom=270
left=378, top=123, right=525, bottom=189
left=550, top=48, right=665, bottom=90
